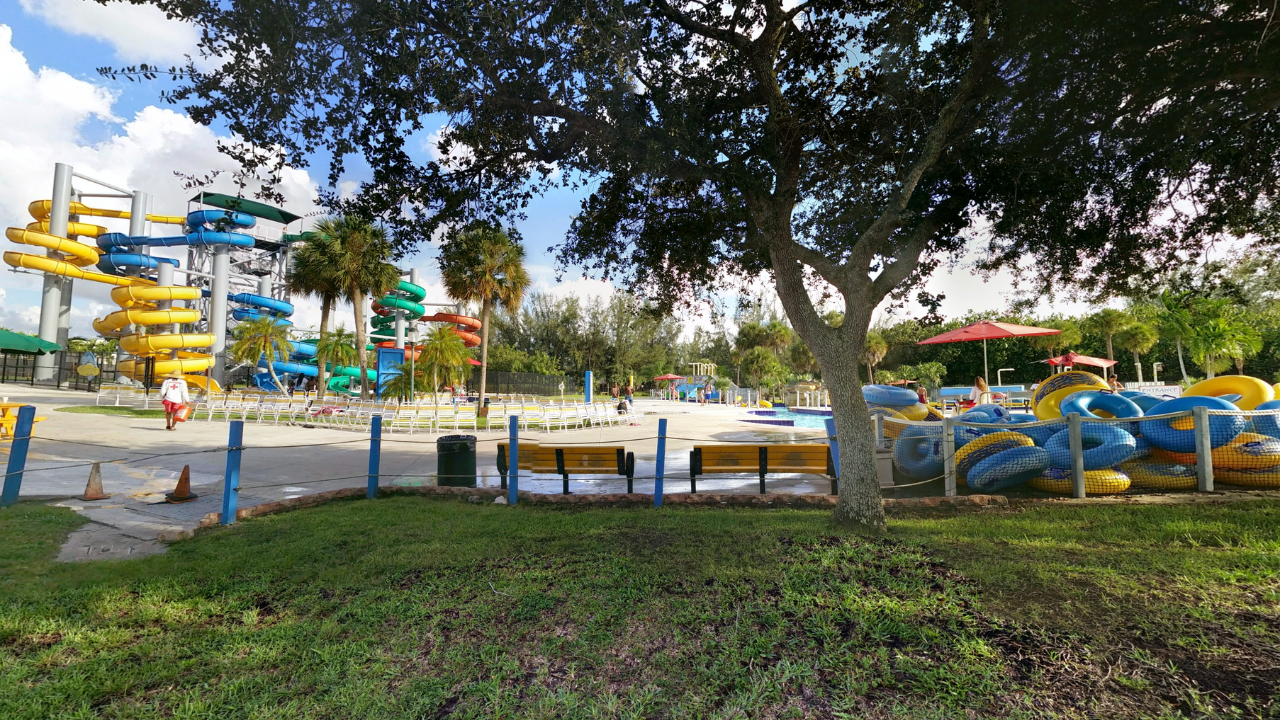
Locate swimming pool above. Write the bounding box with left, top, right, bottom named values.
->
left=742, top=408, right=832, bottom=430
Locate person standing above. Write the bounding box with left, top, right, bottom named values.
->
left=916, top=384, right=928, bottom=405
left=159, top=371, right=190, bottom=431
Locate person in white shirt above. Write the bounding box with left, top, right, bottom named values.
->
left=159, top=371, right=191, bottom=431
left=969, top=376, right=992, bottom=406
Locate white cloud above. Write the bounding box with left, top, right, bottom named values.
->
left=18, top=0, right=201, bottom=65
left=0, top=25, right=325, bottom=336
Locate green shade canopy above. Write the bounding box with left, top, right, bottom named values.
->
left=189, top=192, right=302, bottom=225
left=0, top=329, right=61, bottom=355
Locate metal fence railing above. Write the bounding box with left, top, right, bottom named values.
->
left=472, top=370, right=577, bottom=396
left=0, top=351, right=116, bottom=393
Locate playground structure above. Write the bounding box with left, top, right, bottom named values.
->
left=4, top=163, right=482, bottom=395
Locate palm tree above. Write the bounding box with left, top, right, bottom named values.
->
left=1114, top=322, right=1159, bottom=383
left=316, top=325, right=359, bottom=393
left=1083, top=309, right=1133, bottom=378
left=326, top=217, right=400, bottom=399
left=287, top=225, right=344, bottom=400
left=859, top=330, right=888, bottom=384
left=1188, top=317, right=1260, bottom=379
left=229, top=316, right=294, bottom=393
left=1153, top=290, right=1195, bottom=383
left=438, top=223, right=531, bottom=414
left=417, top=325, right=471, bottom=424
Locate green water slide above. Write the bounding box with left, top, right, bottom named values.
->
left=371, top=280, right=427, bottom=341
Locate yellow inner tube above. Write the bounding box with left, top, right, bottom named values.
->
left=1033, top=372, right=1109, bottom=420
left=1151, top=433, right=1280, bottom=469
left=1029, top=469, right=1131, bottom=495
left=1183, top=376, right=1276, bottom=410
left=1121, top=461, right=1197, bottom=490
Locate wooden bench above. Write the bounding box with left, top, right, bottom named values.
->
left=498, top=442, right=636, bottom=494
left=690, top=443, right=836, bottom=494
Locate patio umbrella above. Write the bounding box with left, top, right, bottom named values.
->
left=1041, top=351, right=1116, bottom=369
left=916, top=321, right=1061, bottom=381
left=652, top=373, right=685, bottom=381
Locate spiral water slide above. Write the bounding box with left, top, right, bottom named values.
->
left=4, top=202, right=271, bottom=393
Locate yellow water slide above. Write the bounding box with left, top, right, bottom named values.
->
left=4, top=200, right=220, bottom=392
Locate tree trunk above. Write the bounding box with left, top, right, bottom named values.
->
left=354, top=289, right=369, bottom=399
left=266, top=344, right=286, bottom=394
left=865, top=361, right=873, bottom=385
left=1206, top=355, right=1216, bottom=379
left=478, top=298, right=491, bottom=414
left=1133, top=349, right=1143, bottom=384
left=827, top=359, right=887, bottom=530
left=316, top=295, right=332, bottom=401
left=1176, top=339, right=1189, bottom=383
left=1235, top=356, right=1244, bottom=374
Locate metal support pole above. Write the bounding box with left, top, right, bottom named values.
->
left=368, top=415, right=382, bottom=498
left=654, top=418, right=667, bottom=507
left=394, top=310, right=405, bottom=350
left=825, top=417, right=840, bottom=495
left=584, top=370, right=593, bottom=403
left=35, top=164, right=73, bottom=382
left=1193, top=406, right=1214, bottom=492
left=220, top=420, right=244, bottom=525
left=1, top=406, right=36, bottom=507
left=1068, top=413, right=1087, bottom=499
left=874, top=414, right=885, bottom=449
left=210, top=246, right=230, bottom=384
left=942, top=416, right=956, bottom=497
left=156, top=263, right=176, bottom=342
left=508, top=414, right=519, bottom=506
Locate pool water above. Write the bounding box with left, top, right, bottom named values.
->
left=743, top=408, right=832, bottom=430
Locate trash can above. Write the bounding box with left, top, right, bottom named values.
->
left=437, top=434, right=477, bottom=487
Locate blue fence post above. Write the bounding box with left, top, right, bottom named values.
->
left=824, top=417, right=840, bottom=495
left=584, top=370, right=593, bottom=403
left=221, top=420, right=244, bottom=525
left=508, top=414, right=519, bottom=506
left=1, top=406, right=36, bottom=508
left=368, top=415, right=382, bottom=498
left=654, top=418, right=667, bottom=508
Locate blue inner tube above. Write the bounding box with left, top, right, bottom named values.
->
left=893, top=426, right=944, bottom=480
left=1254, top=399, right=1280, bottom=439
left=1138, top=396, right=1246, bottom=452
left=1045, top=423, right=1136, bottom=470
left=1059, top=391, right=1144, bottom=419
left=862, top=384, right=919, bottom=407
left=967, top=404, right=1012, bottom=420
left=953, top=425, right=985, bottom=448
left=1000, top=413, right=1063, bottom=447
left=1119, top=391, right=1172, bottom=413
left=968, top=446, right=1051, bottom=491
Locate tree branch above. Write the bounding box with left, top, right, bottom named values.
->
left=650, top=0, right=751, bottom=49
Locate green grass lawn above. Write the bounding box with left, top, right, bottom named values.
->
left=2, top=498, right=1278, bottom=718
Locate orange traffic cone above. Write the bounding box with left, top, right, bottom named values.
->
left=165, top=465, right=198, bottom=504
left=79, top=462, right=111, bottom=501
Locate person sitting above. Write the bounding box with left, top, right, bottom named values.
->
left=969, top=376, right=992, bottom=405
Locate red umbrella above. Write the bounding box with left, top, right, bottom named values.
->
left=1041, top=351, right=1115, bottom=369
left=653, top=373, right=686, bottom=381
left=917, top=321, right=1061, bottom=381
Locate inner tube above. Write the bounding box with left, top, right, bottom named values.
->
left=1120, top=391, right=1172, bottom=413
left=1151, top=432, right=1280, bottom=469
left=1032, top=371, right=1109, bottom=419
left=1000, top=413, right=1063, bottom=447
left=1216, top=465, right=1280, bottom=488
left=923, top=406, right=946, bottom=422
left=893, top=426, right=944, bottom=480
left=1045, top=422, right=1136, bottom=470
left=967, top=446, right=1050, bottom=491
left=1059, top=391, right=1144, bottom=420
left=1184, top=376, right=1276, bottom=410
left=1253, top=399, right=1280, bottom=439
left=1120, top=461, right=1197, bottom=490
left=967, top=404, right=1012, bottom=421
left=1029, top=467, right=1131, bottom=495
left=862, top=384, right=918, bottom=407
left=956, top=431, right=1034, bottom=481
left=895, top=403, right=931, bottom=421
left=1138, top=396, right=1247, bottom=452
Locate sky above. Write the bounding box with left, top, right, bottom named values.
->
left=0, top=0, right=1105, bottom=342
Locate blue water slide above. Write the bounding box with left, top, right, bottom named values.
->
left=95, top=253, right=179, bottom=275
left=228, top=293, right=294, bottom=316
left=290, top=341, right=317, bottom=359
left=187, top=209, right=254, bottom=228
left=266, top=359, right=318, bottom=377
left=97, top=230, right=255, bottom=250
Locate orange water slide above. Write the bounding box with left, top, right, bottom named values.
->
left=423, top=312, right=482, bottom=347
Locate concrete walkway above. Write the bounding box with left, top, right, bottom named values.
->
left=0, top=384, right=836, bottom=560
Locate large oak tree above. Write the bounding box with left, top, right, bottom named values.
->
left=107, top=0, right=1279, bottom=528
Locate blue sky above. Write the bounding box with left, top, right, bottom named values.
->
left=0, top=0, right=1099, bottom=339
